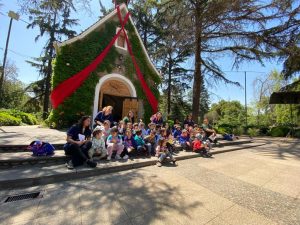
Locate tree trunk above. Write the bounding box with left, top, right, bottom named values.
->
left=192, top=7, right=202, bottom=124
left=167, top=57, right=172, bottom=117
left=42, top=11, right=56, bottom=120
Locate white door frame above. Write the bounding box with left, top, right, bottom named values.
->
left=92, top=73, right=137, bottom=121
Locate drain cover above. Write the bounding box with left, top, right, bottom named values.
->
left=4, top=192, right=41, bottom=203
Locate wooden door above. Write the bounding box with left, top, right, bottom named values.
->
left=122, top=98, right=139, bottom=121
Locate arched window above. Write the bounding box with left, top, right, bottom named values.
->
left=115, top=27, right=127, bottom=50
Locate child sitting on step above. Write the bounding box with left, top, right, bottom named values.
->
left=121, top=129, right=136, bottom=160
left=156, top=137, right=176, bottom=167
left=178, top=129, right=191, bottom=151
left=88, top=126, right=107, bottom=160
left=193, top=129, right=212, bottom=157
left=134, top=129, right=149, bottom=157
left=106, top=127, right=124, bottom=161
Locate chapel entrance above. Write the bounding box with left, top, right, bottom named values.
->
left=102, top=95, right=138, bottom=122
left=98, top=78, right=138, bottom=122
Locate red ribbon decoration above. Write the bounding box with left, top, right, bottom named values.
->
left=116, top=7, right=158, bottom=112
left=51, top=6, right=158, bottom=113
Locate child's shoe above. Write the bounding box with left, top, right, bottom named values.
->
left=107, top=156, right=111, bottom=161
left=172, top=159, right=177, bottom=165
left=156, top=161, right=162, bottom=167
left=122, top=155, right=129, bottom=160
left=86, top=160, right=97, bottom=168
left=66, top=160, right=74, bottom=170
left=115, top=154, right=122, bottom=160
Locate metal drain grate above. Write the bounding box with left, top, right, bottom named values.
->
left=4, top=192, right=41, bottom=203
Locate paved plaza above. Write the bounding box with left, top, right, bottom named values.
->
left=0, top=140, right=299, bottom=225
left=0, top=126, right=66, bottom=145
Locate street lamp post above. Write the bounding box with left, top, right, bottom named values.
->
left=0, top=11, right=19, bottom=105
left=244, top=71, right=248, bottom=133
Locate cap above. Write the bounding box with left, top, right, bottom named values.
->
left=93, top=126, right=103, bottom=133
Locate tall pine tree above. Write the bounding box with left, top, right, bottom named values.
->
left=22, top=0, right=78, bottom=119
left=161, top=0, right=300, bottom=123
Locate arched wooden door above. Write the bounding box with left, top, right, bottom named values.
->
left=99, top=79, right=138, bottom=122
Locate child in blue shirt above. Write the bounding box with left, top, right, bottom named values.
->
left=134, top=129, right=149, bottom=157
left=173, top=125, right=182, bottom=139
left=106, top=127, right=124, bottom=160
left=178, top=129, right=191, bottom=151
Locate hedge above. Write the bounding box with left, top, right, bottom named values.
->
left=268, top=126, right=290, bottom=137
left=0, top=112, right=22, bottom=126
left=0, top=109, right=38, bottom=125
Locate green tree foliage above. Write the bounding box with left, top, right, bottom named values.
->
left=22, top=0, right=78, bottom=119
left=130, top=0, right=198, bottom=118
left=0, top=60, right=27, bottom=110
left=208, top=100, right=245, bottom=128
left=160, top=0, right=300, bottom=123
left=252, top=70, right=300, bottom=126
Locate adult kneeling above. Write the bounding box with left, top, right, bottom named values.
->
left=64, top=116, right=97, bottom=169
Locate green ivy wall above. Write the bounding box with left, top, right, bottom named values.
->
left=48, top=20, right=160, bottom=128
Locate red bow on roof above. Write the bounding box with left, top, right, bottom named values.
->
left=50, top=6, right=158, bottom=113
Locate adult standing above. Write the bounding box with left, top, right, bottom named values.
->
left=183, top=114, right=195, bottom=127
left=64, top=116, right=97, bottom=169
left=94, top=106, right=114, bottom=127
left=123, top=110, right=135, bottom=124
left=151, top=112, right=164, bottom=125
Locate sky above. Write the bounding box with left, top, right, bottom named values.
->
left=0, top=0, right=283, bottom=107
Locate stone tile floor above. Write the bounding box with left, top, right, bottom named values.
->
left=0, top=140, right=299, bottom=225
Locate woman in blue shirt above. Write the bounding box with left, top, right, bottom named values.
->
left=64, top=116, right=97, bottom=169
left=94, top=106, right=114, bottom=127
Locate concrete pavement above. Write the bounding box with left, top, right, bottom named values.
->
left=0, top=141, right=299, bottom=225
left=0, top=126, right=66, bottom=145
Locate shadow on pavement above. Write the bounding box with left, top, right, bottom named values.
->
left=251, top=140, right=300, bottom=160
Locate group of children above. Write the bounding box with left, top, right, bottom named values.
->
left=87, top=119, right=214, bottom=167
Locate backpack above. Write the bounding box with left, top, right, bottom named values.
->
left=28, top=140, right=55, bottom=156
left=223, top=134, right=233, bottom=141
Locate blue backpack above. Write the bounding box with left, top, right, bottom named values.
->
left=223, top=134, right=233, bottom=141
left=28, top=140, right=55, bottom=156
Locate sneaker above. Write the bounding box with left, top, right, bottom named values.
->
left=67, top=162, right=74, bottom=170
left=172, top=159, right=177, bottom=164
left=156, top=161, right=162, bottom=167
left=107, top=156, right=111, bottom=161
left=122, top=155, right=129, bottom=160
left=115, top=155, right=122, bottom=160
left=65, top=160, right=71, bottom=167
left=86, top=160, right=97, bottom=168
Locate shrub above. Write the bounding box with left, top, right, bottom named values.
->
left=0, top=112, right=22, bottom=126
left=167, top=120, right=174, bottom=128
left=0, top=109, right=38, bottom=125
left=259, top=126, right=269, bottom=135
left=269, top=126, right=290, bottom=137
left=248, top=128, right=260, bottom=137
left=12, top=111, right=38, bottom=125
left=216, top=127, right=228, bottom=135
left=232, top=127, right=244, bottom=135
left=294, top=129, right=300, bottom=138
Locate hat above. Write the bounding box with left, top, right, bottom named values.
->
left=182, top=129, right=187, bottom=133
left=93, top=126, right=103, bottom=133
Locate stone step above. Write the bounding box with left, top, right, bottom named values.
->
left=0, top=142, right=267, bottom=190
left=0, top=139, right=252, bottom=153
left=0, top=139, right=252, bottom=169
left=0, top=144, right=65, bottom=153
left=0, top=150, right=69, bottom=169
